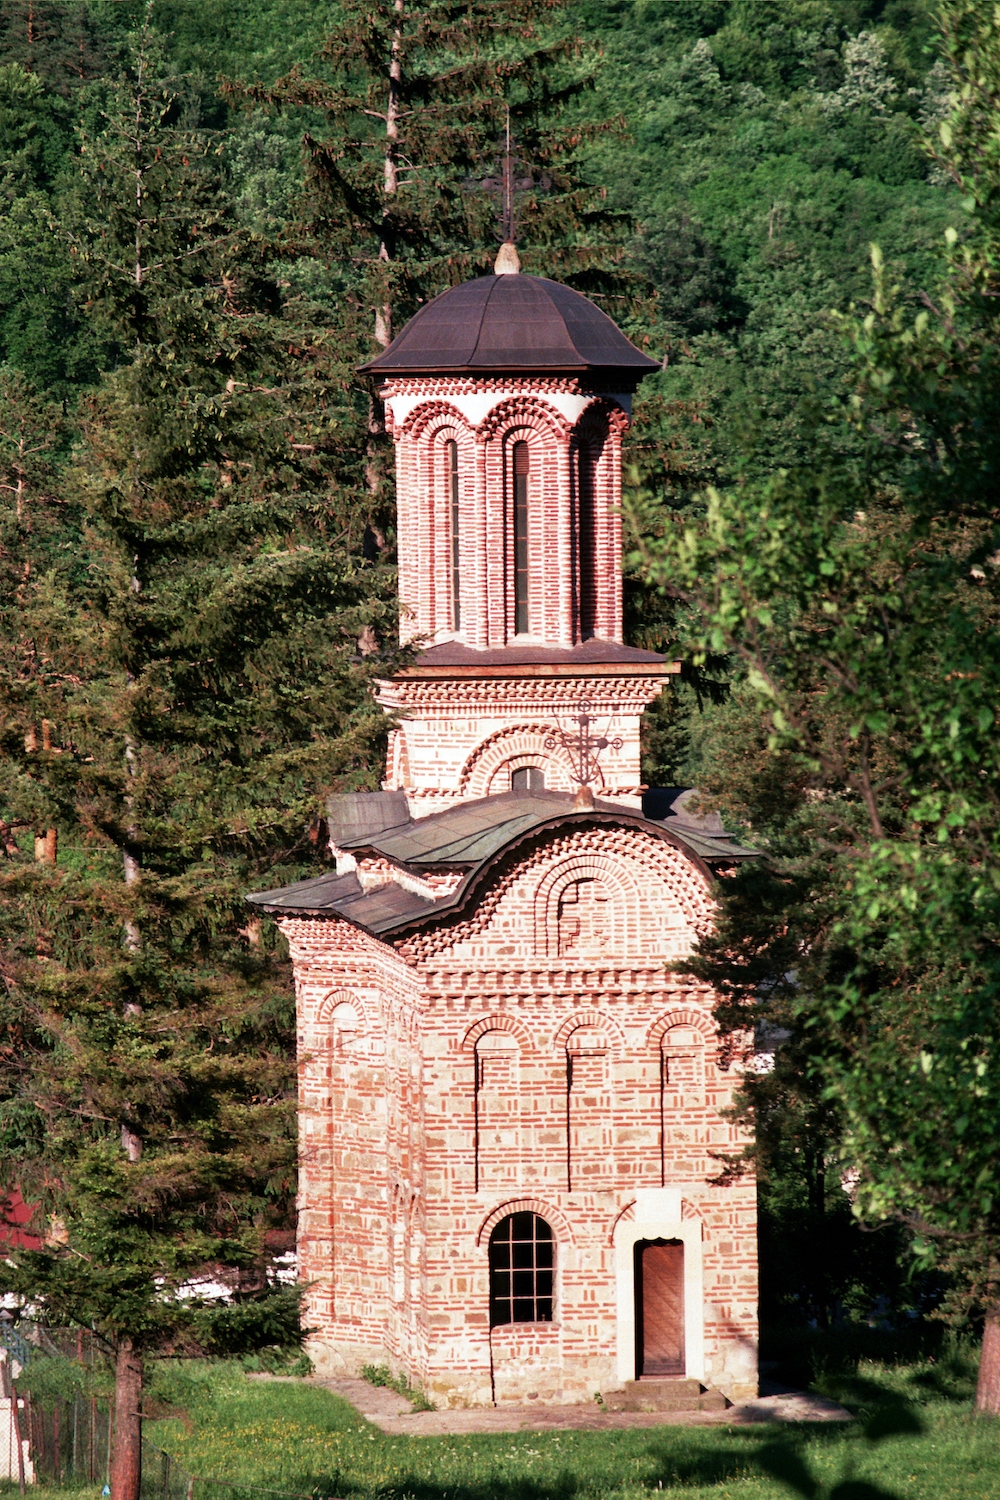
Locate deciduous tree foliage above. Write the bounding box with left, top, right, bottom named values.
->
left=634, top=0, right=1000, bottom=1412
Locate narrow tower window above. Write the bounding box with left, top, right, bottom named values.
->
left=579, top=444, right=597, bottom=638
left=513, top=441, right=529, bottom=635
left=448, top=439, right=461, bottom=630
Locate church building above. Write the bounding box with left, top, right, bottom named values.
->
left=248, top=251, right=759, bottom=1409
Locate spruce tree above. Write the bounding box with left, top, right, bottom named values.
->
left=0, top=0, right=106, bottom=94
left=0, top=18, right=398, bottom=1499
left=236, top=0, right=638, bottom=531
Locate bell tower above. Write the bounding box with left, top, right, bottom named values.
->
left=363, top=250, right=676, bottom=815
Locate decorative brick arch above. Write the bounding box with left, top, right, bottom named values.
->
left=399, top=399, right=475, bottom=441
left=476, top=1198, right=576, bottom=1248
left=647, top=1008, right=717, bottom=1050
left=400, top=824, right=714, bottom=963
left=533, top=852, right=639, bottom=958
left=485, top=751, right=547, bottom=794
left=553, top=1010, right=626, bottom=1058
left=479, top=395, right=572, bottom=442
left=572, top=400, right=630, bottom=443
left=607, top=1199, right=636, bottom=1245
left=462, top=1013, right=535, bottom=1054
left=605, top=1197, right=700, bottom=1246
left=459, top=724, right=585, bottom=798
left=316, top=988, right=372, bottom=1030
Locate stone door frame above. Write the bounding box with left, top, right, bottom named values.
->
left=613, top=1188, right=704, bottom=1384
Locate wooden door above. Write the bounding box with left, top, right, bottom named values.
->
left=635, top=1239, right=685, bottom=1377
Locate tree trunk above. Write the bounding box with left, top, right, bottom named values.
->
left=976, top=1307, right=1000, bottom=1414
left=109, top=1341, right=143, bottom=1500
left=374, top=0, right=403, bottom=349
left=34, top=828, right=57, bottom=863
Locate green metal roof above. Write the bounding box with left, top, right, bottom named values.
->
left=247, top=791, right=758, bottom=939
left=336, top=792, right=579, bottom=867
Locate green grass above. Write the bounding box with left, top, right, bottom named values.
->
left=10, top=1349, right=994, bottom=1500
left=361, top=1364, right=436, bottom=1413
left=113, top=1350, right=1000, bottom=1500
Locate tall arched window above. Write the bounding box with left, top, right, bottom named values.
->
left=488, top=1211, right=553, bottom=1326
left=578, top=443, right=598, bottom=638
left=512, top=441, right=530, bottom=635
left=447, top=439, right=461, bottom=629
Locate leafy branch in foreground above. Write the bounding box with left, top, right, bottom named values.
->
left=633, top=0, right=1000, bottom=1413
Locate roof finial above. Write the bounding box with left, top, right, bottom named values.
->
left=493, top=106, right=520, bottom=274
left=494, top=241, right=520, bottom=275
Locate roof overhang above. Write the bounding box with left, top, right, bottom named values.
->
left=387, top=660, right=681, bottom=681
left=247, top=797, right=758, bottom=938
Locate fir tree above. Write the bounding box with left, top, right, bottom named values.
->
left=0, top=0, right=106, bottom=94
left=235, top=0, right=639, bottom=532
left=0, top=18, right=399, bottom=1499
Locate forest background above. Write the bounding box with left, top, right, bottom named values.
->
left=0, top=0, right=992, bottom=1462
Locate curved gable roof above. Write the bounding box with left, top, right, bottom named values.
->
left=247, top=791, right=757, bottom=939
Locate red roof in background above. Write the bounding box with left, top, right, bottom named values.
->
left=0, top=1192, right=40, bottom=1250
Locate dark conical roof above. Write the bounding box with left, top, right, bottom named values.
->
left=359, top=275, right=659, bottom=379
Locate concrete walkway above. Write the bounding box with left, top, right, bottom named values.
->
left=313, top=1377, right=852, bottom=1434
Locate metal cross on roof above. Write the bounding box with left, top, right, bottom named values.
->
left=467, top=105, right=552, bottom=246
left=545, top=702, right=623, bottom=788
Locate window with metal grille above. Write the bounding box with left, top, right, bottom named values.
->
left=488, top=1211, right=554, bottom=1326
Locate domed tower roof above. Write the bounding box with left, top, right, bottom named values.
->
left=359, top=274, right=658, bottom=382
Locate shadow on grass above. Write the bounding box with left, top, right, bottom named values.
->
left=765, top=1322, right=978, bottom=1414
left=311, top=1403, right=924, bottom=1500
left=816, top=1358, right=974, bottom=1417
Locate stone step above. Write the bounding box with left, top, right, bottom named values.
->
left=603, top=1379, right=730, bottom=1413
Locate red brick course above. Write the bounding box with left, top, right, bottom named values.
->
left=286, top=824, right=757, bottom=1406
left=283, top=356, right=758, bottom=1406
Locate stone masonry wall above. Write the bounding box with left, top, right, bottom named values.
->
left=282, top=821, right=758, bottom=1406
left=377, top=670, right=670, bottom=813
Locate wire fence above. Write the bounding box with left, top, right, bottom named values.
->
left=0, top=1323, right=341, bottom=1500
left=22, top=1394, right=111, bottom=1486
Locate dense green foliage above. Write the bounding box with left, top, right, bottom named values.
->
left=0, top=0, right=990, bottom=1433
left=633, top=0, right=1000, bottom=1390
left=0, top=4, right=401, bottom=1431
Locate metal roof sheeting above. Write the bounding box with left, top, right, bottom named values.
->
left=246, top=792, right=758, bottom=936
left=360, top=276, right=659, bottom=377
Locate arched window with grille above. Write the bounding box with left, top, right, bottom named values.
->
left=488, top=1212, right=554, bottom=1326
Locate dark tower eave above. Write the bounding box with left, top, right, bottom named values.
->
left=359, top=275, right=660, bottom=378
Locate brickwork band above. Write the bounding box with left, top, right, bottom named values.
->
left=275, top=277, right=758, bottom=1409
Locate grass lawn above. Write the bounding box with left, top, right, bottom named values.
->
left=8, top=1347, right=998, bottom=1500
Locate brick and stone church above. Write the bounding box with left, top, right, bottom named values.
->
left=249, top=248, right=759, bottom=1410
